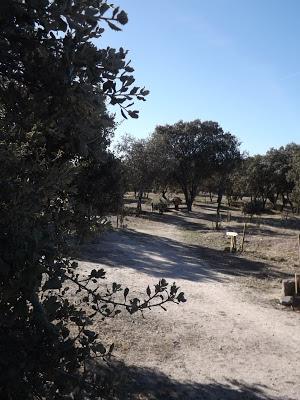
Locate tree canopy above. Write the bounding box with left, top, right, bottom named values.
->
left=0, top=2, right=185, bottom=399
left=151, top=120, right=241, bottom=211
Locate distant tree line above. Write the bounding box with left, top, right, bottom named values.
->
left=119, top=124, right=300, bottom=215
left=226, top=144, right=300, bottom=213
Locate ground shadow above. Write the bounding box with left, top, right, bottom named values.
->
left=225, top=213, right=300, bottom=232
left=80, top=228, right=289, bottom=283
left=138, top=210, right=206, bottom=231
left=182, top=201, right=300, bottom=232
left=95, top=360, right=288, bottom=400
left=136, top=208, right=299, bottom=238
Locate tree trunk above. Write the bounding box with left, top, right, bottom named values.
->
left=216, top=189, right=223, bottom=215
left=161, top=189, right=167, bottom=200
left=136, top=190, right=143, bottom=214
left=216, top=210, right=221, bottom=230
left=287, top=194, right=294, bottom=213
left=183, top=188, right=192, bottom=212
left=281, top=193, right=286, bottom=212
left=187, top=199, right=192, bottom=212
left=270, top=193, right=279, bottom=209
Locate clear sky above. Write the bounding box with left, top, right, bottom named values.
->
left=99, top=0, right=300, bottom=154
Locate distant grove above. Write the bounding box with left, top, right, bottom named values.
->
left=118, top=120, right=300, bottom=214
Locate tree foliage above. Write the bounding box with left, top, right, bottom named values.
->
left=118, top=121, right=241, bottom=212
left=152, top=120, right=241, bottom=211
left=118, top=134, right=156, bottom=212
left=228, top=144, right=300, bottom=212
left=0, top=1, right=185, bottom=399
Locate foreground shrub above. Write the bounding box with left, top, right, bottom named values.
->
left=0, top=2, right=185, bottom=398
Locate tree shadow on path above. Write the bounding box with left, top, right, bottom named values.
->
left=97, top=361, right=289, bottom=400
left=80, top=228, right=289, bottom=284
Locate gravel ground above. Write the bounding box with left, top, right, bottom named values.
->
left=79, top=203, right=300, bottom=400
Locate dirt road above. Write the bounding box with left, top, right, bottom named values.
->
left=80, top=211, right=300, bottom=400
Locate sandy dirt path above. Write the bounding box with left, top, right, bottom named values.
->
left=79, top=213, right=300, bottom=400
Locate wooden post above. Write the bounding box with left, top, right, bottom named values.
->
left=227, top=211, right=231, bottom=222
left=216, top=211, right=220, bottom=230
left=241, top=222, right=246, bottom=252
left=232, top=236, right=237, bottom=252
left=226, top=232, right=238, bottom=253
left=230, top=236, right=234, bottom=252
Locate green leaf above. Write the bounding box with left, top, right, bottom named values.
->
left=100, top=3, right=110, bottom=15
left=146, top=285, right=151, bottom=297
left=128, top=110, right=139, bottom=119
left=130, top=86, right=139, bottom=95
left=121, top=109, right=128, bottom=119
left=83, top=329, right=96, bottom=338
left=112, top=7, right=120, bottom=18
left=93, top=342, right=106, bottom=354
left=85, top=7, right=99, bottom=17
left=124, top=287, right=129, bottom=299
left=177, top=292, right=187, bottom=303
left=108, top=343, right=114, bottom=353
left=125, top=66, right=134, bottom=73
left=160, top=278, right=168, bottom=287
left=107, top=21, right=122, bottom=31
left=117, top=10, right=128, bottom=25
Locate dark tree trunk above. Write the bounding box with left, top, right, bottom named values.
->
left=187, top=200, right=192, bottom=212
left=136, top=190, right=143, bottom=214
left=270, top=193, right=279, bottom=209
left=281, top=193, right=287, bottom=212
left=217, top=190, right=223, bottom=215
left=182, top=188, right=192, bottom=212
left=161, top=189, right=167, bottom=200
left=287, top=194, right=294, bottom=213
left=216, top=186, right=223, bottom=230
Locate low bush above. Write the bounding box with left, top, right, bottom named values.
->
left=151, top=198, right=169, bottom=214
left=242, top=200, right=264, bottom=215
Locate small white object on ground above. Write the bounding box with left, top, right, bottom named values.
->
left=226, top=231, right=238, bottom=237
left=226, top=231, right=238, bottom=252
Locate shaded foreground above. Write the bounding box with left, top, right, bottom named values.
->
left=96, top=360, right=288, bottom=400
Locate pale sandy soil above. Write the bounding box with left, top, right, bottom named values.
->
left=79, top=206, right=300, bottom=400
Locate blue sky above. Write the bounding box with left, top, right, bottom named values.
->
left=99, top=0, right=300, bottom=154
